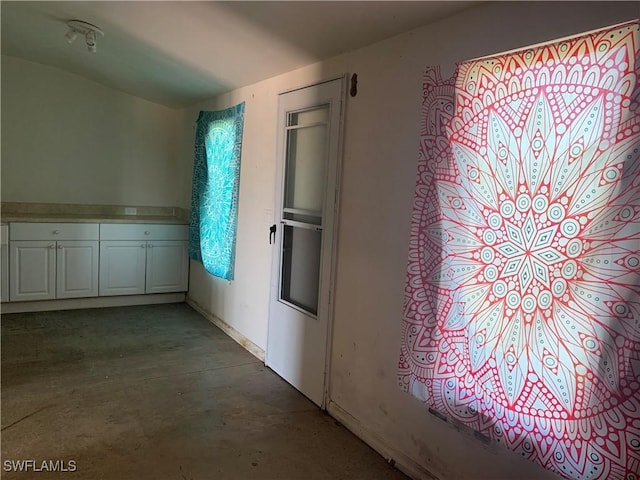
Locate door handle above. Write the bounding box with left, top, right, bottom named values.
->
left=269, top=224, right=277, bottom=244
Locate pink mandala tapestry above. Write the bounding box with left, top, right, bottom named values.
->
left=399, top=21, right=640, bottom=480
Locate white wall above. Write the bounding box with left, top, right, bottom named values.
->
left=1, top=55, right=184, bottom=207
left=185, top=2, right=639, bottom=479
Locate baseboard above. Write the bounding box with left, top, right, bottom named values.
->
left=185, top=298, right=430, bottom=479
left=327, top=400, right=440, bottom=480
left=186, top=297, right=265, bottom=362
left=1, top=293, right=186, bottom=314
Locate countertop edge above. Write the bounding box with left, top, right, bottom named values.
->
left=1, top=215, right=189, bottom=225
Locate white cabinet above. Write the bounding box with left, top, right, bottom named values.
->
left=10, top=241, right=56, bottom=301
left=99, top=224, right=188, bottom=296
left=99, top=241, right=147, bottom=296
left=1, top=225, right=8, bottom=302
left=56, top=241, right=100, bottom=299
left=145, top=241, right=190, bottom=294
left=9, top=223, right=99, bottom=302
left=6, top=221, right=187, bottom=302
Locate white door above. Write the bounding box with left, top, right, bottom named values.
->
left=10, top=240, right=56, bottom=301
left=99, top=240, right=147, bottom=296
left=145, top=241, right=189, bottom=294
left=57, top=240, right=99, bottom=299
left=267, top=77, right=345, bottom=407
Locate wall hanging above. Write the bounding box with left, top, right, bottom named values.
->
left=189, top=102, right=245, bottom=281
left=399, top=20, right=639, bottom=480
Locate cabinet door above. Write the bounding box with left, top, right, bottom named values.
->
left=145, top=241, right=189, bottom=294
left=10, top=241, right=56, bottom=301
left=56, top=241, right=99, bottom=299
left=1, top=244, right=8, bottom=303
left=99, top=241, right=147, bottom=296
left=1, top=225, right=8, bottom=303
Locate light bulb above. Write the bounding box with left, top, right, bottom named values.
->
left=85, top=30, right=97, bottom=53
left=65, top=29, right=78, bottom=44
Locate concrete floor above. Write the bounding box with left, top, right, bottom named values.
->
left=1, top=303, right=408, bottom=480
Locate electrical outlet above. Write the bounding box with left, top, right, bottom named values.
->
left=124, top=207, right=137, bottom=216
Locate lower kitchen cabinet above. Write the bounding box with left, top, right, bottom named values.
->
left=1, top=225, right=10, bottom=302
left=99, top=224, right=188, bottom=296
left=9, top=240, right=56, bottom=301
left=9, top=223, right=100, bottom=302
left=5, top=222, right=188, bottom=303
left=98, top=241, right=147, bottom=296
left=145, top=241, right=189, bottom=294
left=56, top=241, right=100, bottom=299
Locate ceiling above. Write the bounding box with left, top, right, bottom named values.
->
left=1, top=1, right=479, bottom=108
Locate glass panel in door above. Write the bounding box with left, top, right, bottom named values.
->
left=280, top=225, right=322, bottom=315
left=283, top=106, right=329, bottom=226
left=280, top=105, right=329, bottom=315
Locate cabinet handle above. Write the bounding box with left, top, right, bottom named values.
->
left=141, top=244, right=146, bottom=248
left=52, top=230, right=60, bottom=235
left=49, top=244, right=56, bottom=249
left=148, top=244, right=153, bottom=249
left=144, top=231, right=151, bottom=235
left=57, top=245, right=63, bottom=249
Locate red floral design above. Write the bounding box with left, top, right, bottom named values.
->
left=400, top=21, right=640, bottom=480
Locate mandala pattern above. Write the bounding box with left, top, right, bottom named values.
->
left=399, top=22, right=640, bottom=480
left=189, top=103, right=245, bottom=280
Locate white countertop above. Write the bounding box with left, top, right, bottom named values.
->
left=2, top=213, right=188, bottom=225
left=1, top=203, right=189, bottom=225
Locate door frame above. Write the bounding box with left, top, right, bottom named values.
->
left=266, top=74, right=347, bottom=408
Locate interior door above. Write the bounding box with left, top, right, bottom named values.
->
left=267, top=77, right=345, bottom=407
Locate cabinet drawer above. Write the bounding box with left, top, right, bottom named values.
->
left=100, top=224, right=188, bottom=241
left=10, top=223, right=99, bottom=241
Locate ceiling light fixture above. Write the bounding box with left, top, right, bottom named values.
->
left=65, top=20, right=104, bottom=53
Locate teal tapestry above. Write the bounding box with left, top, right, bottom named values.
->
left=189, top=102, right=245, bottom=280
